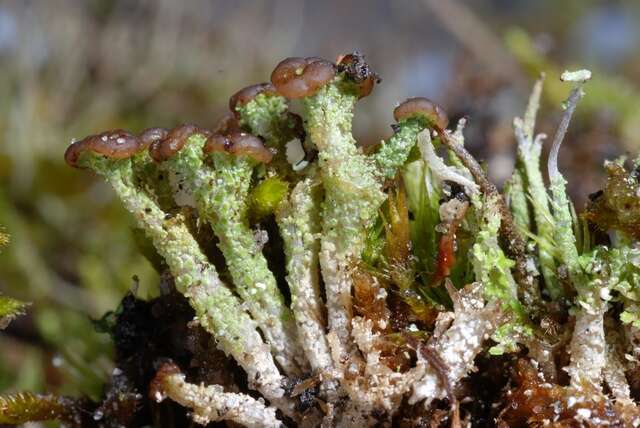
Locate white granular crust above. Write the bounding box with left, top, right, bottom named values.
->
left=418, top=129, right=479, bottom=195
left=564, top=302, right=607, bottom=391
left=411, top=283, right=499, bottom=405
left=348, top=317, right=427, bottom=412
left=278, top=178, right=333, bottom=373
left=157, top=372, right=282, bottom=427
left=321, top=245, right=355, bottom=372
left=604, top=316, right=631, bottom=400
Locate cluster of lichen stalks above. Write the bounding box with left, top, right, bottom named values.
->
left=3, top=54, right=640, bottom=427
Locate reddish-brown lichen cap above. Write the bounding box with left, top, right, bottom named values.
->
left=149, top=124, right=210, bottom=162
left=271, top=57, right=335, bottom=99
left=228, top=83, right=277, bottom=117
left=138, top=127, right=168, bottom=149
left=393, top=97, right=449, bottom=130
left=336, top=52, right=378, bottom=98
left=213, top=113, right=242, bottom=135
left=204, top=132, right=273, bottom=164
left=64, top=129, right=141, bottom=168
left=203, top=133, right=229, bottom=155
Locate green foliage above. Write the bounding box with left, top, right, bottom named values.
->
left=580, top=245, right=640, bottom=325
left=0, top=295, right=29, bottom=330
left=250, top=176, right=289, bottom=221
left=362, top=215, right=386, bottom=267
left=472, top=195, right=532, bottom=354
left=0, top=226, right=29, bottom=330
left=0, top=392, right=77, bottom=425
left=374, top=119, right=424, bottom=179
left=402, top=159, right=440, bottom=285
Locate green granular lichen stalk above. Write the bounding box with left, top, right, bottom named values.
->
left=79, top=154, right=288, bottom=402
left=162, top=135, right=305, bottom=375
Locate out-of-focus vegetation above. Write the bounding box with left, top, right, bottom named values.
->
left=1, top=0, right=639, bottom=403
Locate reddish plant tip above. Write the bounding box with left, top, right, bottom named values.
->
left=149, top=124, right=210, bottom=162
left=336, top=52, right=379, bottom=98
left=270, top=57, right=336, bottom=99
left=64, top=130, right=141, bottom=168
left=204, top=132, right=273, bottom=164
left=228, top=83, right=277, bottom=117
left=393, top=97, right=449, bottom=130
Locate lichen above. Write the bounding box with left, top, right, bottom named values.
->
left=7, top=54, right=637, bottom=427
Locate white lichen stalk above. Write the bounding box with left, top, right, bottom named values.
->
left=417, top=129, right=479, bottom=196
left=565, top=303, right=607, bottom=390
left=545, top=70, right=608, bottom=391
left=277, top=174, right=334, bottom=374
left=153, top=367, right=282, bottom=428
left=303, top=82, right=385, bottom=369
left=410, top=282, right=500, bottom=405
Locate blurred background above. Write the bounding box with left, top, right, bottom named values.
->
left=1, top=0, right=640, bottom=401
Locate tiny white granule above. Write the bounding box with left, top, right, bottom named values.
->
left=286, top=139, right=305, bottom=166
left=560, top=69, right=592, bottom=83
left=253, top=228, right=269, bottom=250
left=576, top=408, right=591, bottom=419
left=52, top=355, right=63, bottom=367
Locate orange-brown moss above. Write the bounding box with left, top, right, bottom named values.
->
left=497, top=359, right=637, bottom=427
left=583, top=162, right=640, bottom=239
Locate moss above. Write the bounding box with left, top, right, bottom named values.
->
left=0, top=295, right=29, bottom=330
left=250, top=176, right=289, bottom=221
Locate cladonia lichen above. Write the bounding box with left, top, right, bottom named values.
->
left=7, top=54, right=640, bottom=427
